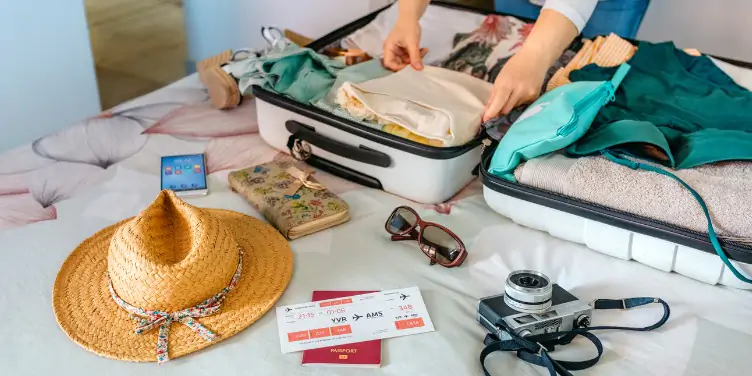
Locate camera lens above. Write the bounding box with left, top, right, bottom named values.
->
left=504, top=270, right=553, bottom=314
left=509, top=271, right=549, bottom=290
left=517, top=276, right=539, bottom=287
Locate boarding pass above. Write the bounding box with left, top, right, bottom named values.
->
left=275, top=287, right=435, bottom=353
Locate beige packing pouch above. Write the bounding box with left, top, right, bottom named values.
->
left=337, top=65, right=493, bottom=147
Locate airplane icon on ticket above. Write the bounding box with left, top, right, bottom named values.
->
left=353, top=314, right=363, bottom=321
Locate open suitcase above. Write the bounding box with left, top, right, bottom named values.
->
left=252, top=2, right=752, bottom=288
left=254, top=2, right=486, bottom=205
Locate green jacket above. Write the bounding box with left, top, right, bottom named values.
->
left=568, top=41, right=752, bottom=169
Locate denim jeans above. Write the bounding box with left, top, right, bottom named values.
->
left=493, top=0, right=650, bottom=38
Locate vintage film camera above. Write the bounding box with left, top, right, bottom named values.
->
left=477, top=270, right=593, bottom=341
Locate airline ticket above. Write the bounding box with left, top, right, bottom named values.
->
left=275, top=287, right=435, bottom=353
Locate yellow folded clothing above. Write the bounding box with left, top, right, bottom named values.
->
left=547, top=33, right=636, bottom=92
left=546, top=34, right=704, bottom=92
left=381, top=123, right=445, bottom=147
left=684, top=48, right=702, bottom=57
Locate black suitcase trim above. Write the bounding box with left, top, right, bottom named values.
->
left=479, top=145, right=752, bottom=264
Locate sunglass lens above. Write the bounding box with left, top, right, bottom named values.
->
left=421, top=225, right=462, bottom=265
left=387, top=207, right=418, bottom=234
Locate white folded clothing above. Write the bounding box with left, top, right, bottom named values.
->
left=337, top=66, right=493, bottom=147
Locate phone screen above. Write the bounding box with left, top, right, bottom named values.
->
left=160, top=154, right=207, bottom=192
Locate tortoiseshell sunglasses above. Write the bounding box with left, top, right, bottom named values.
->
left=385, top=206, right=467, bottom=267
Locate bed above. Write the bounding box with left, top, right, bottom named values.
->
left=2, top=68, right=752, bottom=375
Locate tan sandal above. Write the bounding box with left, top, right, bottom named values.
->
left=284, top=29, right=313, bottom=47
left=197, top=50, right=242, bottom=110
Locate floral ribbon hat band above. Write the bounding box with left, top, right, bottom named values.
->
left=52, top=190, right=293, bottom=363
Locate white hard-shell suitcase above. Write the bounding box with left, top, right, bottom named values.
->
left=254, top=3, right=484, bottom=205
left=254, top=97, right=482, bottom=205
left=475, top=26, right=752, bottom=289
left=479, top=145, right=752, bottom=290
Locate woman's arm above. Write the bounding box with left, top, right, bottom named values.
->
left=516, top=9, right=581, bottom=76
left=482, top=0, right=598, bottom=121
left=395, top=0, right=431, bottom=24
left=383, top=0, right=431, bottom=70
left=542, top=0, right=599, bottom=33
left=521, top=0, right=599, bottom=68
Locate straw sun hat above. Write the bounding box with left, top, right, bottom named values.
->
left=52, top=190, right=293, bottom=363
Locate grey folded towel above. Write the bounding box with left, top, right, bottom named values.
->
left=515, top=153, right=752, bottom=241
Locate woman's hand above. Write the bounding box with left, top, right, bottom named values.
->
left=482, top=48, right=549, bottom=122
left=383, top=19, right=427, bottom=71
left=482, top=9, right=580, bottom=122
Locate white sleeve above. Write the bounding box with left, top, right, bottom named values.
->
left=542, top=0, right=599, bottom=32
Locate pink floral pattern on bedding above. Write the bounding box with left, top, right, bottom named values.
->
left=205, top=134, right=280, bottom=174
left=428, top=178, right=483, bottom=215
left=0, top=82, right=481, bottom=230
left=144, top=101, right=259, bottom=138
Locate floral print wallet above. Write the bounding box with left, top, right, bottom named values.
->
left=228, top=160, right=350, bottom=240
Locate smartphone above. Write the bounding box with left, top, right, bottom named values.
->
left=160, top=153, right=208, bottom=197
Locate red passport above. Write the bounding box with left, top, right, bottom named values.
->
left=301, top=290, right=382, bottom=368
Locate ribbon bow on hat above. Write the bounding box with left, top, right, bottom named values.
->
left=107, top=247, right=244, bottom=364
left=284, top=166, right=324, bottom=198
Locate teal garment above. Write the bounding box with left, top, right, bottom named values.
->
left=313, top=59, right=393, bottom=129
left=327, top=59, right=393, bottom=94
left=237, top=39, right=345, bottom=104
left=568, top=41, right=752, bottom=168
left=487, top=63, right=631, bottom=182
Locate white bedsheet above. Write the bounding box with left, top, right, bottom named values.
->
left=2, top=78, right=752, bottom=376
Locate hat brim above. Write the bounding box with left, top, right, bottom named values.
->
left=52, top=209, right=293, bottom=362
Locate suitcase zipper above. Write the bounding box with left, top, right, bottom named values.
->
left=556, top=84, right=616, bottom=137
left=556, top=63, right=629, bottom=137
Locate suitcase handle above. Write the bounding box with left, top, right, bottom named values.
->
left=285, top=133, right=384, bottom=189
left=285, top=120, right=392, bottom=168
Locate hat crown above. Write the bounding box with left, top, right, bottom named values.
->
left=107, top=191, right=239, bottom=312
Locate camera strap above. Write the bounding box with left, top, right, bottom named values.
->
left=480, top=297, right=670, bottom=376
